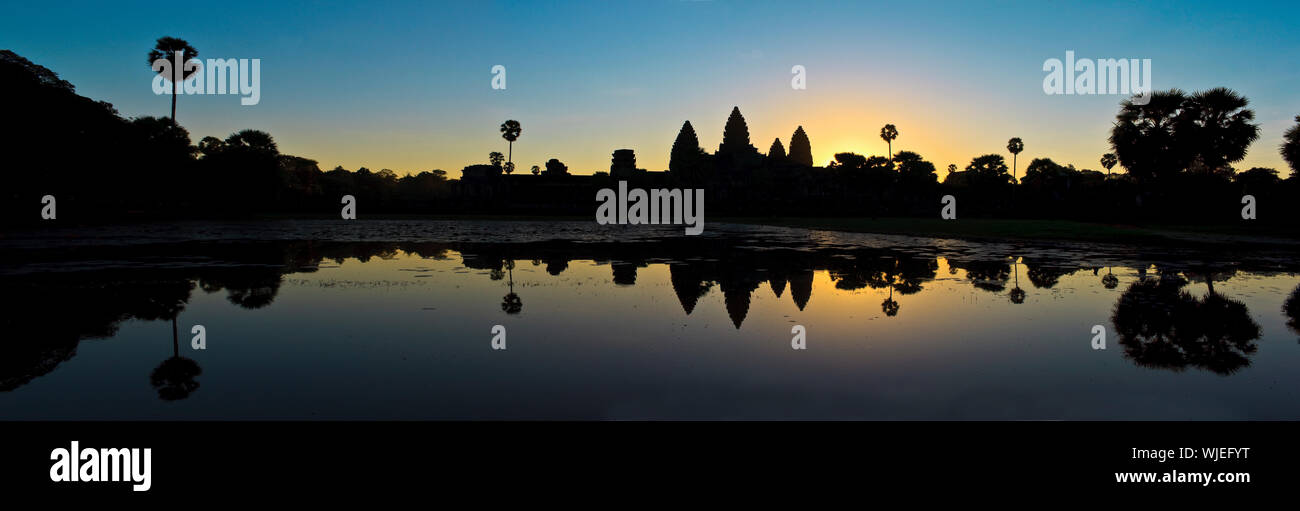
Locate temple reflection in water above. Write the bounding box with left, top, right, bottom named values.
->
left=5, top=235, right=1298, bottom=406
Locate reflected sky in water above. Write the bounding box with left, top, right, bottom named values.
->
left=2, top=221, right=1298, bottom=419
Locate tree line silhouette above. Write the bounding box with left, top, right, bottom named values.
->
left=4, top=45, right=1300, bottom=225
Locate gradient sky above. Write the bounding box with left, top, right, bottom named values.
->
left=5, top=0, right=1299, bottom=176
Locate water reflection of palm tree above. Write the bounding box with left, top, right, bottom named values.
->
left=1009, top=258, right=1026, bottom=304
left=501, top=260, right=522, bottom=314
left=150, top=316, right=202, bottom=401
left=881, top=285, right=899, bottom=316
left=1283, top=282, right=1300, bottom=342
left=880, top=259, right=901, bottom=316
left=1101, top=267, right=1119, bottom=289
left=1111, top=272, right=1260, bottom=375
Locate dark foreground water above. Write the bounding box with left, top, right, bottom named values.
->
left=2, top=220, right=1298, bottom=419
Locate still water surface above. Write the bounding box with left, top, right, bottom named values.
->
left=2, top=220, right=1298, bottom=419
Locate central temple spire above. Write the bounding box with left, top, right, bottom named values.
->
left=719, top=106, right=753, bottom=154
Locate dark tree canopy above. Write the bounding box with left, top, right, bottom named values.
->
left=500, top=120, right=521, bottom=142
left=151, top=356, right=202, bottom=401
left=1109, top=88, right=1259, bottom=182
left=544, top=158, right=569, bottom=176
left=965, top=154, right=1013, bottom=186
left=1183, top=88, right=1258, bottom=172
left=894, top=151, right=937, bottom=186
left=1234, top=167, right=1281, bottom=193
left=1284, top=283, right=1300, bottom=339
left=1282, top=115, right=1300, bottom=178
left=1100, top=153, right=1118, bottom=174
left=2, top=49, right=75, bottom=92
left=147, top=36, right=200, bottom=82
left=1007, top=137, right=1023, bottom=155
left=830, top=152, right=867, bottom=169
left=1112, top=274, right=1261, bottom=375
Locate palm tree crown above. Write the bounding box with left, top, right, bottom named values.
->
left=500, top=119, right=521, bottom=167
left=880, top=124, right=899, bottom=164
left=1280, top=115, right=1300, bottom=178
left=1100, top=153, right=1118, bottom=176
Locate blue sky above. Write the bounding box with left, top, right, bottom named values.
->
left=4, top=0, right=1299, bottom=175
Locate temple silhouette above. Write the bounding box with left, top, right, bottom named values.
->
left=7, top=47, right=1300, bottom=226
left=455, top=106, right=837, bottom=215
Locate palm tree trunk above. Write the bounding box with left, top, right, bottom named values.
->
left=508, top=142, right=513, bottom=166
left=171, top=316, right=179, bottom=357
left=1011, top=154, right=1018, bottom=208
left=171, top=78, right=178, bottom=125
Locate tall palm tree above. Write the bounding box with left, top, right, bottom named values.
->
left=880, top=124, right=898, bottom=166
left=1100, top=153, right=1118, bottom=177
left=500, top=120, right=522, bottom=168
left=147, top=36, right=199, bottom=126
left=1007, top=137, right=1024, bottom=207
left=1007, top=137, right=1024, bottom=183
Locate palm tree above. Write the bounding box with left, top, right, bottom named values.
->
left=1282, top=115, right=1300, bottom=178
left=880, top=124, right=898, bottom=165
left=1007, top=137, right=1024, bottom=183
left=1183, top=88, right=1259, bottom=172
left=1007, top=137, right=1024, bottom=207
left=489, top=151, right=504, bottom=167
left=531, top=165, right=540, bottom=176
left=1110, top=88, right=1257, bottom=183
left=147, top=36, right=199, bottom=126
left=1100, top=153, right=1118, bottom=177
left=500, top=120, right=522, bottom=168
left=1283, top=283, right=1300, bottom=340
left=947, top=164, right=957, bottom=175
